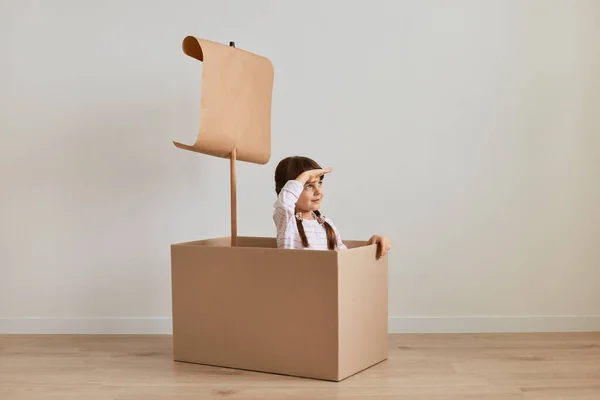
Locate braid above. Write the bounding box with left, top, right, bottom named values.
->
left=295, top=217, right=309, bottom=247
left=295, top=211, right=337, bottom=250
left=314, top=211, right=337, bottom=250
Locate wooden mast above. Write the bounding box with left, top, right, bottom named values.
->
left=229, top=41, right=237, bottom=247
left=230, top=147, right=237, bottom=247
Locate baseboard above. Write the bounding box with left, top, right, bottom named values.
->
left=1, top=316, right=598, bottom=334
left=388, top=315, right=600, bottom=333
left=0, top=317, right=172, bottom=334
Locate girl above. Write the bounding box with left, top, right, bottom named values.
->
left=273, top=156, right=391, bottom=259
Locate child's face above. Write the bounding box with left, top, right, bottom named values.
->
left=295, top=177, right=324, bottom=213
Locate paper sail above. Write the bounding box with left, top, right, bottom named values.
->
left=174, top=36, right=274, bottom=165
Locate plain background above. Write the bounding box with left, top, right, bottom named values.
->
left=1, top=0, right=599, bottom=334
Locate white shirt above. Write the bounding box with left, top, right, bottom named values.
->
left=273, top=180, right=347, bottom=251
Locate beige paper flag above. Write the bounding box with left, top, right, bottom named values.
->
left=173, top=36, right=274, bottom=165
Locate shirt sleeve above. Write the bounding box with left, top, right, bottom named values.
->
left=273, top=180, right=304, bottom=236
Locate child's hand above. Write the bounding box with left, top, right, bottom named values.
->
left=367, top=235, right=391, bottom=259
left=295, top=168, right=332, bottom=185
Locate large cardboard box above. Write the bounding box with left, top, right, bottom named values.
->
left=170, top=236, right=388, bottom=381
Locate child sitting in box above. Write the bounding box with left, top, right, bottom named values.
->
left=273, top=156, right=391, bottom=259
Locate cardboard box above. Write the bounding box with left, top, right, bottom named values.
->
left=170, top=236, right=388, bottom=381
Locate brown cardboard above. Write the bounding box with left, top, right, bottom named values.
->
left=173, top=37, right=274, bottom=165
left=170, top=237, right=388, bottom=381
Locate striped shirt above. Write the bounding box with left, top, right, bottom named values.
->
left=273, top=180, right=347, bottom=251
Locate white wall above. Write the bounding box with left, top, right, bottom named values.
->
left=1, top=0, right=599, bottom=334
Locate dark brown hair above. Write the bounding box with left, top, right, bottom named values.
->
left=275, top=156, right=338, bottom=250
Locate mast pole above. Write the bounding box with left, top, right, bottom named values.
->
left=230, top=148, right=237, bottom=247
left=229, top=41, right=237, bottom=247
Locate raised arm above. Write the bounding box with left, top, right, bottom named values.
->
left=273, top=180, right=303, bottom=231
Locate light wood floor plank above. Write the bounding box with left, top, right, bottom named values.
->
left=1, top=333, right=599, bottom=399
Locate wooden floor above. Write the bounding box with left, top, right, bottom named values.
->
left=1, top=333, right=600, bottom=399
